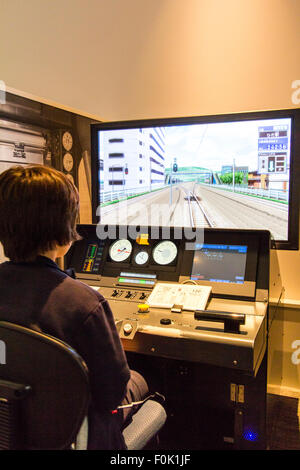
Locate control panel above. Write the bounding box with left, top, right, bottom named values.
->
left=65, top=224, right=271, bottom=375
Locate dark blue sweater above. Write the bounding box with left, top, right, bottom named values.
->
left=0, top=256, right=131, bottom=449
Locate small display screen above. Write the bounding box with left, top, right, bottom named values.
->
left=118, top=277, right=155, bottom=286
left=81, top=241, right=106, bottom=273
left=191, top=244, right=248, bottom=284
left=120, top=272, right=157, bottom=279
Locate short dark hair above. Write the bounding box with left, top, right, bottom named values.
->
left=0, top=165, right=81, bottom=261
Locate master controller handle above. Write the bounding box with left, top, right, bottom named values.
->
left=194, top=310, right=245, bottom=334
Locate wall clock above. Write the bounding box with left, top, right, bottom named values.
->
left=63, top=152, right=74, bottom=172
left=62, top=131, right=73, bottom=151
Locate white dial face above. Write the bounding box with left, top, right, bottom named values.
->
left=109, top=239, right=132, bottom=262
left=62, top=131, right=73, bottom=151
left=134, top=250, right=149, bottom=265
left=153, top=241, right=178, bottom=265
left=63, top=152, right=74, bottom=172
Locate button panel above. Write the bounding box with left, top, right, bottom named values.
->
left=109, top=289, right=149, bottom=301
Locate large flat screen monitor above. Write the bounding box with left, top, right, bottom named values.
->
left=91, top=109, right=300, bottom=249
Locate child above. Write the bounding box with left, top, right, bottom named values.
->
left=0, top=164, right=148, bottom=449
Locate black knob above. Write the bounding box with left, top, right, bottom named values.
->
left=160, top=318, right=172, bottom=325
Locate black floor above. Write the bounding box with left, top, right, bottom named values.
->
left=267, top=394, right=300, bottom=450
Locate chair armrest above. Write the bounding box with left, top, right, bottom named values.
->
left=74, top=400, right=167, bottom=450
left=74, top=417, right=88, bottom=450
left=122, top=400, right=167, bottom=450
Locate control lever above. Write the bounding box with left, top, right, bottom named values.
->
left=194, top=310, right=245, bottom=334
left=119, top=319, right=138, bottom=339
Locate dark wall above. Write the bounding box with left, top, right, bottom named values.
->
left=0, top=91, right=100, bottom=188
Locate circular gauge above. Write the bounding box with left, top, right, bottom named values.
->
left=134, top=250, right=149, bottom=266
left=63, top=152, right=74, bottom=172
left=109, top=239, right=132, bottom=262
left=62, top=131, right=73, bottom=151
left=153, top=241, right=178, bottom=265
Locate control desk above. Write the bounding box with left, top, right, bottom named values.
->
left=65, top=224, right=273, bottom=449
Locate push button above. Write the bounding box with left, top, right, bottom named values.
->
left=138, top=303, right=149, bottom=313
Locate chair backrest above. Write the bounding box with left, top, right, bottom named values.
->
left=0, top=321, right=90, bottom=450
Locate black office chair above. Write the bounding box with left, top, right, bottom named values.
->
left=0, top=321, right=166, bottom=450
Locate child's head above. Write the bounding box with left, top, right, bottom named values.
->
left=0, top=165, right=80, bottom=261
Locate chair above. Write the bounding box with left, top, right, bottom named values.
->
left=0, top=321, right=166, bottom=450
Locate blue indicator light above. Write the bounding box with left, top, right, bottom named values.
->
left=243, top=430, right=258, bottom=442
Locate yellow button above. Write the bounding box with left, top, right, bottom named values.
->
left=136, top=234, right=149, bottom=245
left=138, top=303, right=150, bottom=313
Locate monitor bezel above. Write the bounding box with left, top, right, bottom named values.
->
left=91, top=108, right=300, bottom=250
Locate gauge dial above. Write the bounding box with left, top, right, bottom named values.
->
left=153, top=241, right=178, bottom=265
left=109, top=239, right=132, bottom=262
left=63, top=152, right=74, bottom=172
left=134, top=250, right=149, bottom=266
left=62, top=131, right=73, bottom=151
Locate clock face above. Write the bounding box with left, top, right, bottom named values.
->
left=109, top=239, right=132, bottom=262
left=63, top=152, right=74, bottom=172
left=134, top=250, right=149, bottom=266
left=62, top=131, right=73, bottom=151
left=152, top=241, right=178, bottom=265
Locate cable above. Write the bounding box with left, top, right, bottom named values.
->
left=115, top=392, right=165, bottom=411
left=181, top=279, right=198, bottom=285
